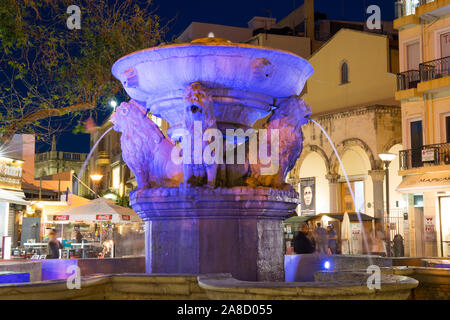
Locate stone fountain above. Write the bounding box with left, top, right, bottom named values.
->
left=110, top=37, right=313, bottom=281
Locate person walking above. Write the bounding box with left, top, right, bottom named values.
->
left=293, top=224, right=315, bottom=254
left=47, top=229, right=62, bottom=259
left=313, top=222, right=328, bottom=254
left=327, top=225, right=338, bottom=254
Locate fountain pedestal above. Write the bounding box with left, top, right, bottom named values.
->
left=131, top=187, right=298, bottom=281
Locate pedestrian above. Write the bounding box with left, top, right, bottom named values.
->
left=293, top=224, right=315, bottom=254
left=327, top=225, right=337, bottom=254
left=313, top=222, right=328, bottom=254
left=47, top=229, right=62, bottom=259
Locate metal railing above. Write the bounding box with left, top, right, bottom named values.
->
left=420, top=56, right=450, bottom=82
left=399, top=142, right=450, bottom=170
left=35, top=151, right=87, bottom=162
left=420, top=0, right=434, bottom=5
left=395, top=0, right=420, bottom=18
left=397, top=70, right=420, bottom=90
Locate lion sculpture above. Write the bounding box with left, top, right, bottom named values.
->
left=181, top=82, right=220, bottom=187
left=111, top=100, right=183, bottom=189
left=246, top=95, right=311, bottom=189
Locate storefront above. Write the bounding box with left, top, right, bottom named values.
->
left=0, top=157, right=29, bottom=255
left=47, top=197, right=144, bottom=258
left=397, top=171, right=450, bottom=257
left=283, top=212, right=375, bottom=255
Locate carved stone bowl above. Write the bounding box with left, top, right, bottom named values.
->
left=111, top=38, right=313, bottom=129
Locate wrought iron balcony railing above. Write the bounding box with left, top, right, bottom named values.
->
left=397, top=70, right=420, bottom=90
left=420, top=56, right=450, bottom=82
left=419, top=0, right=435, bottom=5
left=399, top=142, right=450, bottom=170
left=395, top=0, right=420, bottom=18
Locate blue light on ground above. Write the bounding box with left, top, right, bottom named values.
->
left=323, top=260, right=331, bottom=270
left=0, top=272, right=30, bottom=284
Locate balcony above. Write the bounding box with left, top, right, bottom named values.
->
left=418, top=56, right=450, bottom=92
left=416, top=0, right=450, bottom=18
left=399, top=142, right=450, bottom=171
left=396, top=57, right=450, bottom=98
left=397, top=70, right=420, bottom=90
left=395, top=0, right=421, bottom=18
left=395, top=70, right=422, bottom=100
left=420, top=56, right=450, bottom=81
left=96, top=151, right=110, bottom=166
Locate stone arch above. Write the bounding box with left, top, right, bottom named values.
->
left=381, top=137, right=402, bottom=154
left=329, top=138, right=379, bottom=174
left=289, top=144, right=330, bottom=179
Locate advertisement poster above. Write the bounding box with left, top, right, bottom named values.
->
left=300, top=177, right=315, bottom=216
left=424, top=217, right=436, bottom=242
left=0, top=157, right=24, bottom=190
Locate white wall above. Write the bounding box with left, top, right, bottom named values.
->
left=0, top=201, right=9, bottom=249
left=299, top=152, right=330, bottom=214
left=338, top=146, right=374, bottom=216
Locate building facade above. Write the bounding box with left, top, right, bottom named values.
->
left=394, top=0, right=450, bottom=257
left=35, top=136, right=87, bottom=179
left=287, top=28, right=404, bottom=254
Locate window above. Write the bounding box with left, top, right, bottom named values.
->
left=112, top=166, right=120, bottom=190
left=340, top=181, right=365, bottom=213
left=341, top=62, right=349, bottom=84
left=440, top=32, right=450, bottom=58
left=406, top=41, right=420, bottom=70
left=410, top=120, right=423, bottom=167
left=446, top=116, right=450, bottom=143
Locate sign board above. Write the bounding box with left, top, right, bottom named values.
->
left=121, top=215, right=130, bottom=221
left=421, top=149, right=435, bottom=162
left=300, top=177, right=315, bottom=216
left=96, top=214, right=112, bottom=221
left=53, top=215, right=69, bottom=221
left=0, top=157, right=23, bottom=190
left=424, top=217, right=436, bottom=242
left=1, top=236, right=11, bottom=260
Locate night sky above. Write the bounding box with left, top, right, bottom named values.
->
left=52, top=0, right=396, bottom=154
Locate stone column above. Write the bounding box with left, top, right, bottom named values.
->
left=132, top=187, right=299, bottom=282
left=369, top=170, right=385, bottom=228
left=326, top=173, right=341, bottom=213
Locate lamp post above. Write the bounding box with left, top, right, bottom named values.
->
left=378, top=153, right=397, bottom=257
left=90, top=173, right=103, bottom=198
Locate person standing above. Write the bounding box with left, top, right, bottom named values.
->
left=327, top=225, right=338, bottom=254
left=47, top=229, right=62, bottom=259
left=293, top=224, right=314, bottom=254
left=313, top=222, right=328, bottom=254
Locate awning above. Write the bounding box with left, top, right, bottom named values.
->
left=0, top=189, right=29, bottom=205
left=48, top=197, right=141, bottom=223
left=396, top=171, right=450, bottom=193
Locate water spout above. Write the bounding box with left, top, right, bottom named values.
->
left=74, top=126, right=113, bottom=194
left=310, top=119, right=372, bottom=260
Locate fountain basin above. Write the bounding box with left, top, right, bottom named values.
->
left=0, top=272, right=418, bottom=300
left=131, top=187, right=298, bottom=281
left=198, top=273, right=418, bottom=300
left=111, top=39, right=313, bottom=129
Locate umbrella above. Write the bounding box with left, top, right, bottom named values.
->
left=341, top=212, right=352, bottom=254
left=49, top=197, right=141, bottom=223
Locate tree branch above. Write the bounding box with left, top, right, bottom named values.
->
left=1, top=102, right=95, bottom=145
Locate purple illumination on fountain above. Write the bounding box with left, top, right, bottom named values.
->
left=111, top=37, right=314, bottom=281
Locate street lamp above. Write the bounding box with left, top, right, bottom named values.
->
left=109, top=100, right=117, bottom=109
left=378, top=153, right=397, bottom=257
left=89, top=173, right=103, bottom=182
